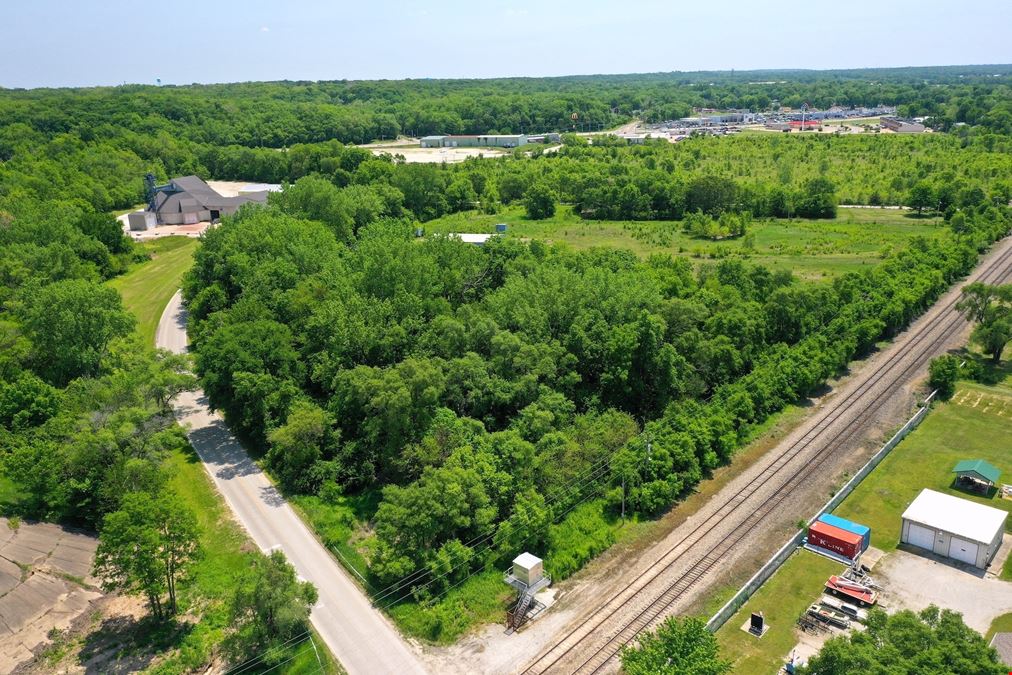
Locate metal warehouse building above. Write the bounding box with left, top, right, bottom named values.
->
left=419, top=134, right=528, bottom=148
left=901, top=489, right=1007, bottom=570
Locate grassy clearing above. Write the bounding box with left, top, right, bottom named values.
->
left=715, top=550, right=845, bottom=675
left=289, top=491, right=381, bottom=585
left=833, top=375, right=1012, bottom=555
left=422, top=206, right=943, bottom=279
left=987, top=612, right=1012, bottom=642
left=0, top=474, right=26, bottom=515
left=107, top=237, right=200, bottom=345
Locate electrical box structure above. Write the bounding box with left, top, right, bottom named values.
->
left=504, top=552, right=551, bottom=632
left=511, top=552, right=544, bottom=587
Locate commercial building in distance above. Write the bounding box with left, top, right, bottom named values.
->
left=881, top=117, right=927, bottom=133
left=900, top=489, right=1007, bottom=570
left=419, top=134, right=528, bottom=148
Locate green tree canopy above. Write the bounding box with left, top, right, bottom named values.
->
left=799, top=606, right=1005, bottom=675
left=93, top=492, right=201, bottom=620
left=228, top=550, right=319, bottom=655
left=20, top=279, right=135, bottom=385
left=621, top=617, right=731, bottom=675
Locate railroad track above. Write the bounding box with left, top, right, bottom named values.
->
left=522, top=241, right=1012, bottom=675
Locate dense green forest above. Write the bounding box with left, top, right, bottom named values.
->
left=2, top=66, right=1011, bottom=653
left=1, top=66, right=1010, bottom=212
left=182, top=188, right=1009, bottom=621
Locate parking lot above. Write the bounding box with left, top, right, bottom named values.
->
left=877, top=538, right=1012, bottom=632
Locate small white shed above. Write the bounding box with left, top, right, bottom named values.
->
left=901, top=489, right=1007, bottom=570
left=511, top=552, right=544, bottom=587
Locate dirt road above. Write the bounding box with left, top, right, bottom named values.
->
left=156, top=292, right=425, bottom=675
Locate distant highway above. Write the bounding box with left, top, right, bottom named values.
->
left=156, top=291, right=426, bottom=675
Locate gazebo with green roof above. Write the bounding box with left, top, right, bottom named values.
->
left=952, top=459, right=1001, bottom=490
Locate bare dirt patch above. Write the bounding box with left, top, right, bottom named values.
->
left=368, top=146, right=510, bottom=164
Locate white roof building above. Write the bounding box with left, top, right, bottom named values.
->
left=900, top=489, right=1007, bottom=570
left=238, top=183, right=282, bottom=195
left=448, top=233, right=496, bottom=246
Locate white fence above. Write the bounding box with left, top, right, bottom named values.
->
left=705, top=390, right=938, bottom=632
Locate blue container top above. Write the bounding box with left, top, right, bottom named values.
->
left=495, top=223, right=508, bottom=232
left=818, top=513, right=870, bottom=537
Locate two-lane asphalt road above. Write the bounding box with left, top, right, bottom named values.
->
left=157, top=291, right=426, bottom=675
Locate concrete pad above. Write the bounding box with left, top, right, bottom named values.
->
left=47, top=555, right=93, bottom=579
left=0, top=573, right=19, bottom=598
left=11, top=528, right=58, bottom=552
left=0, top=522, right=101, bottom=672
left=53, top=535, right=98, bottom=554
left=50, top=539, right=97, bottom=564
left=877, top=548, right=1012, bottom=633
left=0, top=524, right=15, bottom=547
left=0, top=543, right=48, bottom=566
left=986, top=534, right=1012, bottom=579
left=0, top=558, right=22, bottom=595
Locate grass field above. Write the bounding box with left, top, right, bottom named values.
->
left=422, top=206, right=943, bottom=279
left=988, top=612, right=1012, bottom=642
left=107, top=237, right=200, bottom=345
left=715, top=550, right=845, bottom=675
left=833, top=376, right=1012, bottom=565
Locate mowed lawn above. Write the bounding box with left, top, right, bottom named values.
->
left=715, top=550, right=845, bottom=674
left=107, top=236, right=199, bottom=345
left=422, top=206, right=943, bottom=279
left=833, top=378, right=1012, bottom=565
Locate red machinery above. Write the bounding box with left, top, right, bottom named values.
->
left=825, top=575, right=878, bottom=606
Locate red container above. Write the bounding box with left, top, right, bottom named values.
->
left=808, top=521, right=863, bottom=560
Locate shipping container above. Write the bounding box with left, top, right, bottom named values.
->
left=818, top=513, right=871, bottom=551
left=808, top=521, right=863, bottom=560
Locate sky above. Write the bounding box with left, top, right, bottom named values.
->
left=1, top=0, right=1010, bottom=89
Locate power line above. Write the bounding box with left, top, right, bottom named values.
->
left=377, top=461, right=614, bottom=610
left=374, top=287, right=873, bottom=611
left=223, top=631, right=311, bottom=675
left=368, top=453, right=615, bottom=603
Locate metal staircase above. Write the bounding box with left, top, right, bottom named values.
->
left=504, top=568, right=551, bottom=633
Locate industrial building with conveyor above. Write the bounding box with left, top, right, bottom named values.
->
left=127, top=174, right=273, bottom=230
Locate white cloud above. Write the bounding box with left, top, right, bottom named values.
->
left=260, top=26, right=270, bottom=32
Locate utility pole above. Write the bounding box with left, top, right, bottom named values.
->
left=621, top=475, right=625, bottom=521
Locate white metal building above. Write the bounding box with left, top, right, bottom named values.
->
left=901, top=489, right=1007, bottom=570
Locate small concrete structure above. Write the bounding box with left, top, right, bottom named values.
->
left=127, top=211, right=157, bottom=231
left=511, top=552, right=544, bottom=587
left=504, top=552, right=551, bottom=631
left=901, top=489, right=1007, bottom=570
